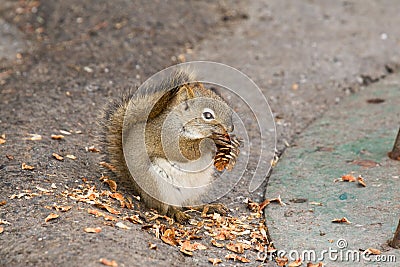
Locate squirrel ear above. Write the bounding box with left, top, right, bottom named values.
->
left=176, top=84, right=195, bottom=101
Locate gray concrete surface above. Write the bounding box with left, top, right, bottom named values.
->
left=266, top=74, right=400, bottom=266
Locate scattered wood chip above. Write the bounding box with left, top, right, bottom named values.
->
left=357, top=176, right=366, bottom=187
left=84, top=227, right=102, bottom=233
left=36, top=186, right=51, bottom=193
left=363, top=248, right=381, bottom=255
left=102, top=178, right=117, bottom=192
left=51, top=134, right=64, bottom=140
left=66, top=154, right=77, bottom=160
left=161, top=228, right=178, bottom=246
left=0, top=227, right=3, bottom=234
left=123, top=215, right=143, bottom=224
left=225, top=253, right=251, bottom=263
left=21, top=163, right=35, bottom=170
left=288, top=258, right=303, bottom=267
left=6, top=154, right=14, bottom=160
left=45, top=213, right=59, bottom=222
left=226, top=242, right=251, bottom=254
left=275, top=256, right=289, bottom=266
left=367, top=98, right=385, bottom=104
left=309, top=201, right=323, bottom=206
left=0, top=219, right=11, bottom=225
left=25, top=134, right=42, bottom=141
left=208, top=258, right=222, bottom=265
left=59, top=130, right=72, bottom=135
left=53, top=205, right=72, bottom=212
left=270, top=195, right=286, bottom=206
left=332, top=217, right=351, bottom=224
left=99, top=161, right=116, bottom=171
left=211, top=239, right=224, bottom=248
left=341, top=174, right=356, bottom=182
left=0, top=200, right=6, bottom=206
left=52, top=153, right=64, bottom=161
left=94, top=203, right=121, bottom=215
left=115, top=222, right=130, bottom=230
left=87, top=145, right=100, bottom=153
left=99, top=258, right=118, bottom=267
left=149, top=243, right=157, bottom=250
left=259, top=199, right=271, bottom=210
left=307, top=262, right=324, bottom=267
left=0, top=137, right=5, bottom=144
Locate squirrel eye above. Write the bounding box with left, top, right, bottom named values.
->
left=202, top=108, right=215, bottom=121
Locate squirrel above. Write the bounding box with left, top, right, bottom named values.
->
left=100, top=70, right=240, bottom=223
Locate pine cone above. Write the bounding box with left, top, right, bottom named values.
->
left=212, top=133, right=241, bottom=171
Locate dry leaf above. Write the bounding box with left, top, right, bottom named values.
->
left=6, top=154, right=14, bottom=160
left=66, top=154, right=77, bottom=160
left=332, top=217, right=351, bottom=224
left=0, top=200, right=7, bottom=206
left=341, top=174, right=356, bottom=182
left=52, top=153, right=64, bottom=161
left=22, top=163, right=35, bottom=170
left=225, top=253, right=251, bottom=263
left=51, top=134, right=64, bottom=140
left=0, top=137, right=5, bottom=145
left=288, top=258, right=303, bottom=267
left=357, top=176, right=366, bottom=187
left=115, top=222, right=130, bottom=230
left=99, top=258, right=118, bottom=267
left=25, top=134, right=42, bottom=141
left=208, top=258, right=222, bottom=265
left=149, top=243, right=157, bottom=250
left=0, top=227, right=3, bottom=234
left=45, top=213, right=59, bottom=222
left=84, top=227, right=102, bottom=233
left=307, top=262, right=324, bottom=267
left=364, top=248, right=381, bottom=255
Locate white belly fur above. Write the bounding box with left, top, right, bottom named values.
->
left=151, top=156, right=215, bottom=207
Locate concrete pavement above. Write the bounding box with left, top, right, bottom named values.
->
left=265, top=73, right=400, bottom=266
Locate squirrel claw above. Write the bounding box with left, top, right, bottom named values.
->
left=169, top=208, right=191, bottom=224
left=201, top=203, right=229, bottom=217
